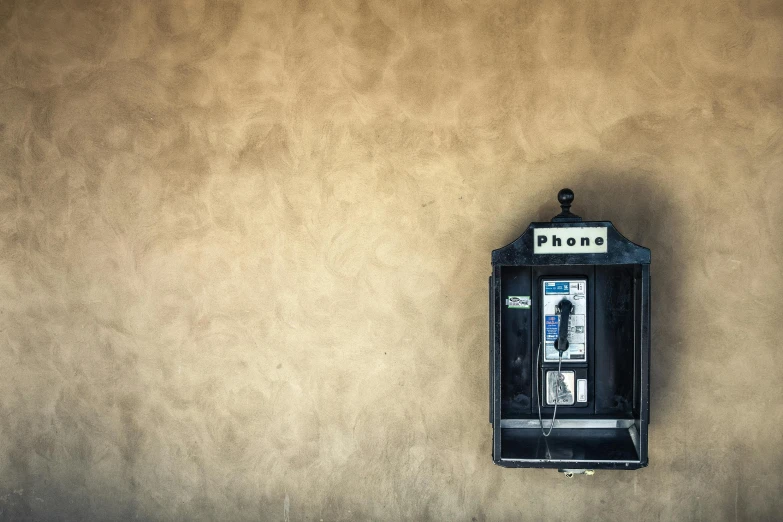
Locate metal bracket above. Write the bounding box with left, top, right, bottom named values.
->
left=559, top=469, right=595, bottom=477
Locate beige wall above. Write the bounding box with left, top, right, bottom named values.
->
left=0, top=0, right=781, bottom=520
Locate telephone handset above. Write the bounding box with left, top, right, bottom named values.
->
left=555, top=298, right=573, bottom=353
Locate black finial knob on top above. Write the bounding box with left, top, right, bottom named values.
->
left=558, top=188, right=574, bottom=213
left=552, top=188, right=582, bottom=222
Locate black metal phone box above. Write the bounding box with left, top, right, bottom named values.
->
left=489, top=189, right=650, bottom=471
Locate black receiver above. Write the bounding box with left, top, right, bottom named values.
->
left=555, top=299, right=573, bottom=353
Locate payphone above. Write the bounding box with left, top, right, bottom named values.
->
left=489, top=189, right=651, bottom=471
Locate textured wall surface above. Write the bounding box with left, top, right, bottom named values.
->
left=0, top=0, right=781, bottom=520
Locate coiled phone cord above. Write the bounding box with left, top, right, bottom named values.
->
left=536, top=341, right=563, bottom=438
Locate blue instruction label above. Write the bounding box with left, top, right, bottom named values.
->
left=545, top=315, right=559, bottom=341
left=545, top=282, right=570, bottom=294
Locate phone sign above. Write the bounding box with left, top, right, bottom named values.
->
left=534, top=227, right=608, bottom=254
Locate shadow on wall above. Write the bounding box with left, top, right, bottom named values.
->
left=527, top=171, right=684, bottom=424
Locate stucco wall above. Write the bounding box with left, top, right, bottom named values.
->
left=0, top=0, right=781, bottom=520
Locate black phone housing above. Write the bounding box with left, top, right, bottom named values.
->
left=489, top=190, right=651, bottom=470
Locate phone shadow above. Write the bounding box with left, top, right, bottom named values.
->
left=525, top=171, right=685, bottom=426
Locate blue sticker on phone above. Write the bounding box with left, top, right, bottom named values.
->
left=545, top=282, right=570, bottom=294
left=545, top=315, right=559, bottom=341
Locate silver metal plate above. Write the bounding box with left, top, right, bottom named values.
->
left=546, top=370, right=575, bottom=406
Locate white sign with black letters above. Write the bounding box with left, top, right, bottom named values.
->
left=534, top=227, right=608, bottom=254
